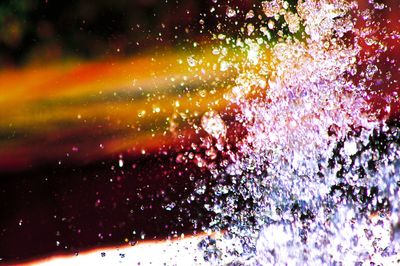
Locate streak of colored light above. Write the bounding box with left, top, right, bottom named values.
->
left=10, top=234, right=209, bottom=266
left=0, top=48, right=236, bottom=172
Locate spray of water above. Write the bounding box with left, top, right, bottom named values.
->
left=186, top=0, right=400, bottom=264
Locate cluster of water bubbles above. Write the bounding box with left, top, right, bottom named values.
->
left=188, top=0, right=400, bottom=264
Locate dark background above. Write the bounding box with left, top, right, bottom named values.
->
left=0, top=0, right=202, bottom=65
left=0, top=0, right=257, bottom=67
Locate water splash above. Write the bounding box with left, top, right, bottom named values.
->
left=189, top=0, right=400, bottom=264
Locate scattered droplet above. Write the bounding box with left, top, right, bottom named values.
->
left=201, top=111, right=226, bottom=139
left=226, top=6, right=236, bottom=18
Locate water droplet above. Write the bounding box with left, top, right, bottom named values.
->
left=201, top=111, right=226, bottom=139
left=226, top=6, right=236, bottom=18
